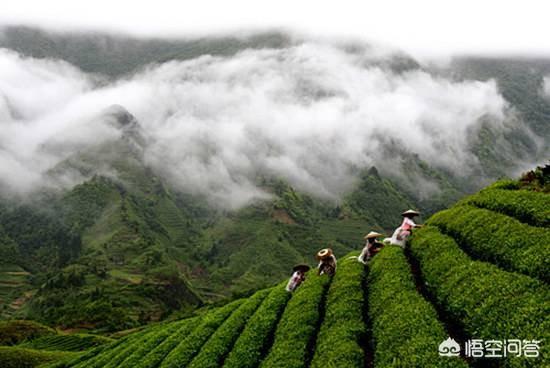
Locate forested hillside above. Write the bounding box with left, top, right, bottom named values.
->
left=1, top=169, right=547, bottom=367
left=0, top=26, right=549, bottom=334
left=0, top=106, right=418, bottom=331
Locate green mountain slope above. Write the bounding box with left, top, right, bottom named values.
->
left=0, top=108, right=206, bottom=330
left=0, top=26, right=291, bottom=78
left=8, top=172, right=545, bottom=367
left=0, top=106, right=416, bottom=330
left=0, top=95, right=544, bottom=336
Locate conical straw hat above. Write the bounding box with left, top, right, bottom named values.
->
left=316, top=248, right=333, bottom=260
left=364, top=231, right=383, bottom=239
left=293, top=264, right=310, bottom=273
left=401, top=209, right=420, bottom=217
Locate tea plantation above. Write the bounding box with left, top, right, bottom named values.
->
left=1, top=179, right=548, bottom=367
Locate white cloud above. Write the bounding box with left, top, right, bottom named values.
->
left=543, top=76, right=550, bottom=97
left=0, top=41, right=510, bottom=207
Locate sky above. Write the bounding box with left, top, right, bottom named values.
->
left=1, top=0, right=550, bottom=58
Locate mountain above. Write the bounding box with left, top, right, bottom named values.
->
left=2, top=169, right=547, bottom=367
left=0, top=107, right=205, bottom=330
left=0, top=104, right=418, bottom=331
left=0, top=26, right=291, bottom=77
left=0, top=26, right=549, bottom=333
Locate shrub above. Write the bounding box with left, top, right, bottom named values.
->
left=484, top=179, right=520, bottom=190
left=410, top=226, right=550, bottom=368
left=223, top=283, right=290, bottom=368
left=368, top=246, right=467, bottom=367
left=260, top=270, right=331, bottom=368
left=20, top=334, right=113, bottom=352
left=116, top=320, right=186, bottom=368
left=134, top=317, right=200, bottom=368
left=462, top=188, right=550, bottom=227
left=0, top=320, right=55, bottom=346
left=0, top=346, right=74, bottom=368
left=41, top=345, right=106, bottom=368
left=159, top=299, right=244, bottom=368
left=309, top=253, right=365, bottom=368
left=188, top=288, right=270, bottom=368
left=72, top=326, right=156, bottom=368
left=100, top=325, right=168, bottom=368
left=428, top=205, right=550, bottom=282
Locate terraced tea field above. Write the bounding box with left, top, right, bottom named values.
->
left=0, top=265, right=32, bottom=319
left=1, top=180, right=548, bottom=367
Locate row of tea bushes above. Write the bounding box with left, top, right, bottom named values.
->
left=410, top=226, right=550, bottom=368
left=223, top=284, right=290, bottom=368
left=134, top=317, right=201, bottom=368
left=188, top=289, right=270, bottom=368
left=73, top=326, right=156, bottom=368
left=461, top=187, right=550, bottom=227
left=116, top=320, right=189, bottom=368
left=310, top=254, right=366, bottom=368
left=159, top=300, right=244, bottom=368
left=260, top=270, right=331, bottom=368
left=428, top=205, right=549, bottom=282
left=367, top=246, right=467, bottom=368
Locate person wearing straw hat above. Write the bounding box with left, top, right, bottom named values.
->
left=358, top=231, right=384, bottom=264
left=316, top=248, right=337, bottom=276
left=387, top=209, right=422, bottom=247
left=286, top=264, right=310, bottom=292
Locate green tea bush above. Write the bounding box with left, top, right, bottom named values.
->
left=484, top=179, right=520, bottom=190
left=0, top=346, right=74, bottom=368
left=134, top=317, right=200, bottom=368
left=188, top=289, right=270, bottom=368
left=116, top=320, right=186, bottom=368
left=260, top=270, right=331, bottom=368
left=20, top=334, right=112, bottom=352
left=428, top=205, right=550, bottom=282
left=42, top=345, right=106, bottom=368
left=223, top=284, right=290, bottom=368
left=410, top=226, right=550, bottom=368
left=368, top=246, right=467, bottom=368
left=101, top=326, right=167, bottom=368
left=310, top=253, right=365, bottom=368
left=72, top=326, right=154, bottom=368
left=159, top=299, right=244, bottom=368
left=462, top=188, right=550, bottom=227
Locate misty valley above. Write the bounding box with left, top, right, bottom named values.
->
left=0, top=26, right=548, bottom=368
